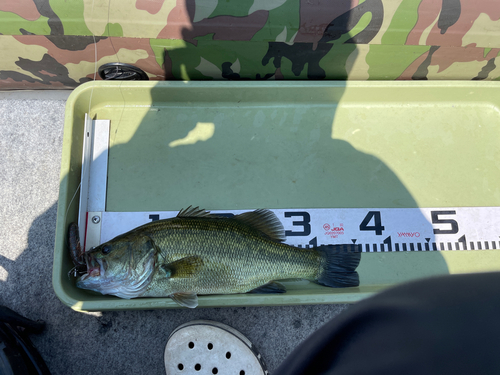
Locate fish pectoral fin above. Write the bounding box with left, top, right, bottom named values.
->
left=171, top=292, right=198, bottom=308
left=248, top=281, right=287, bottom=294
left=161, top=256, right=204, bottom=278
left=234, top=209, right=286, bottom=242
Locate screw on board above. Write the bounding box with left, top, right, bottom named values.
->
left=92, top=216, right=100, bottom=224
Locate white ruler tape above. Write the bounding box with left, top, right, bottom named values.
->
left=92, top=207, right=500, bottom=253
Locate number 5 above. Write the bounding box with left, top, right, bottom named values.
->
left=431, top=211, right=459, bottom=234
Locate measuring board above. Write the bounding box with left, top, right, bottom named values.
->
left=92, top=207, right=500, bottom=253
left=79, top=117, right=500, bottom=253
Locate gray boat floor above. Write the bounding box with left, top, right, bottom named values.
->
left=0, top=90, right=349, bottom=375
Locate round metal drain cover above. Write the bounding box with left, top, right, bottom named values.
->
left=165, top=320, right=267, bottom=375
left=98, top=62, right=149, bottom=80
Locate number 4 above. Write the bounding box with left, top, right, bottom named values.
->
left=360, top=211, right=385, bottom=235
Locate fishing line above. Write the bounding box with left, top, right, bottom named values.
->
left=104, top=0, right=126, bottom=145
left=64, top=0, right=96, bottom=227
left=63, top=182, right=81, bottom=226
left=65, top=0, right=127, bottom=227
left=87, top=0, right=97, bottom=116
left=64, top=0, right=97, bottom=227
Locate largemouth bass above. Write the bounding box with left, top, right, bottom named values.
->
left=73, top=207, right=361, bottom=308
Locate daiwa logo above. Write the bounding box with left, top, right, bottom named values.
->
left=398, top=232, right=420, bottom=238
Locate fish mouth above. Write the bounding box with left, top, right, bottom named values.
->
left=75, top=248, right=156, bottom=298
left=79, top=252, right=106, bottom=281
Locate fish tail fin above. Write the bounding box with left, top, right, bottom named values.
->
left=316, top=244, right=361, bottom=288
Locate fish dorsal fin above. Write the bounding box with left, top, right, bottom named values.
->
left=161, top=256, right=204, bottom=278
left=235, top=209, right=286, bottom=242
left=171, top=292, right=198, bottom=308
left=177, top=206, right=212, bottom=218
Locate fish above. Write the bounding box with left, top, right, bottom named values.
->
left=73, top=207, right=361, bottom=308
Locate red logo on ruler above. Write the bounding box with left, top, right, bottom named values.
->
left=324, top=223, right=344, bottom=238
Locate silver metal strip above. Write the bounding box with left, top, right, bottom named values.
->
left=88, top=120, right=110, bottom=212
left=78, top=114, right=92, bottom=244
left=79, top=116, right=110, bottom=251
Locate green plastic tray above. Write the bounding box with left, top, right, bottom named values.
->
left=53, top=81, right=500, bottom=311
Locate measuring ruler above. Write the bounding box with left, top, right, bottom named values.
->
left=79, top=116, right=500, bottom=253
left=82, top=207, right=500, bottom=253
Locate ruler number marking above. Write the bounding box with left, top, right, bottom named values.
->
left=383, top=236, right=392, bottom=251
left=308, top=237, right=318, bottom=248
left=360, top=211, right=385, bottom=236
left=431, top=210, right=459, bottom=234
left=284, top=212, right=311, bottom=237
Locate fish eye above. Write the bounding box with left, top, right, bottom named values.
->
left=101, top=245, right=112, bottom=255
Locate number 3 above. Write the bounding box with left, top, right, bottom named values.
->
left=284, top=212, right=311, bottom=237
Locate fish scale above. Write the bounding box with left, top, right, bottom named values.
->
left=143, top=217, right=321, bottom=296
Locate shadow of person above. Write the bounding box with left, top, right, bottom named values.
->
left=0, top=203, right=59, bottom=313
left=102, top=81, right=448, bottom=289
left=161, top=0, right=376, bottom=81
left=46, top=0, right=449, bottom=325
